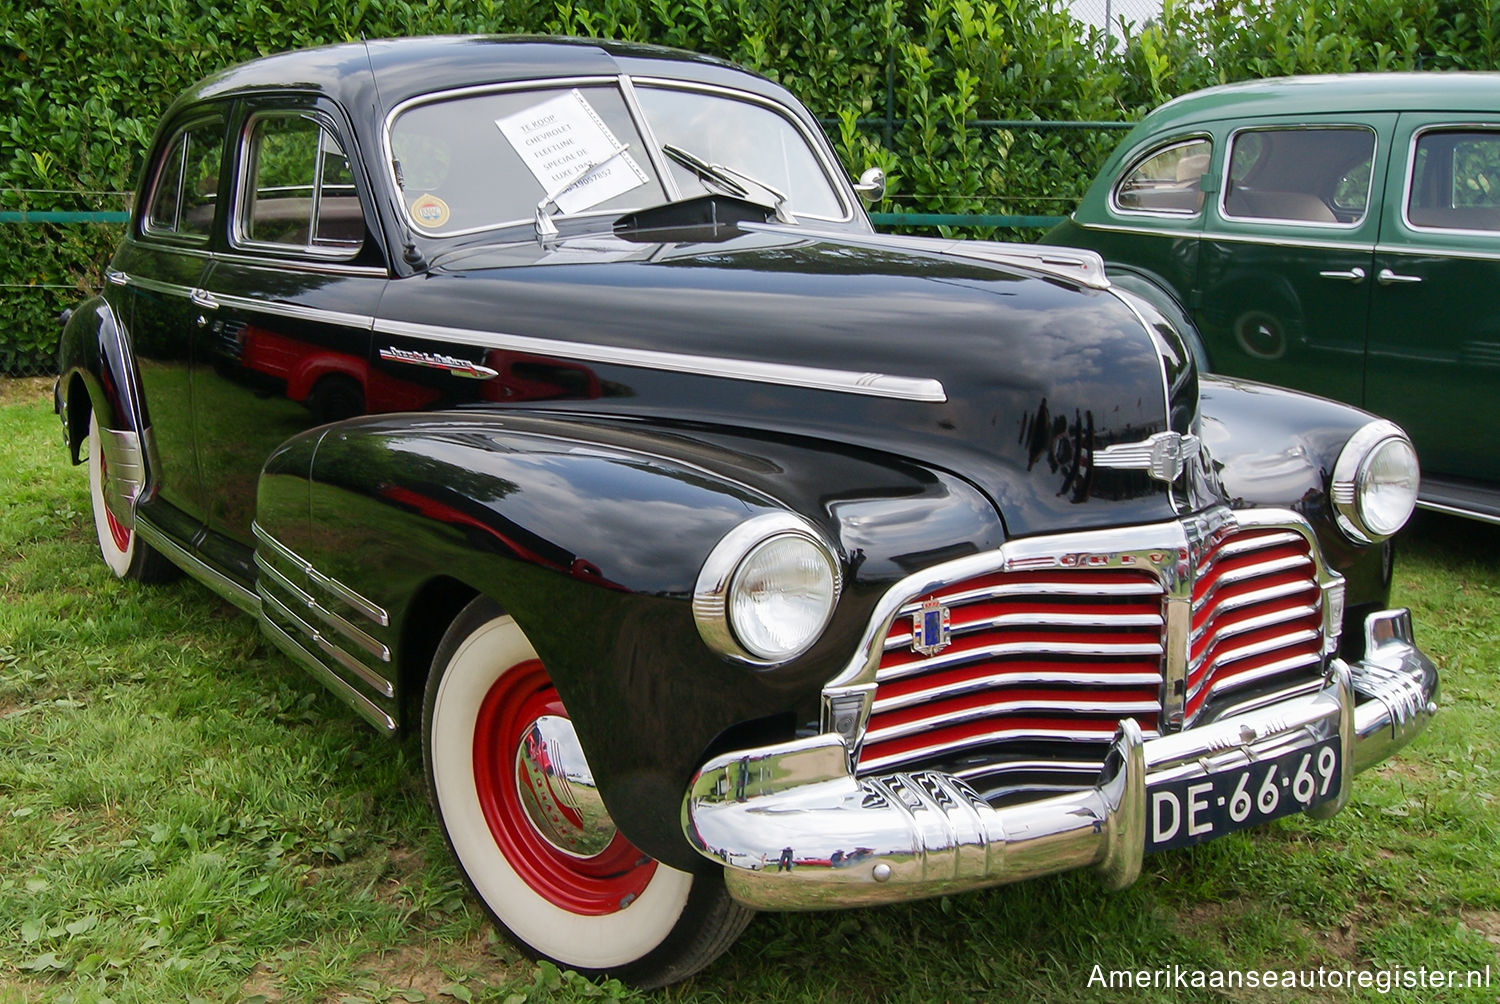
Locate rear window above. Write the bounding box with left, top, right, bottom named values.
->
left=144, top=118, right=225, bottom=241
left=1113, top=138, right=1211, bottom=216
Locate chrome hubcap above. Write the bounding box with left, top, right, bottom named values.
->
left=514, top=714, right=617, bottom=857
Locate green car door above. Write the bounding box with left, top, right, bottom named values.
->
left=1195, top=115, right=1395, bottom=408
left=1367, top=114, right=1500, bottom=488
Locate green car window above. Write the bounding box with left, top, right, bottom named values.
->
left=1409, top=129, right=1500, bottom=232
left=1223, top=127, right=1374, bottom=225
left=1112, top=138, right=1211, bottom=215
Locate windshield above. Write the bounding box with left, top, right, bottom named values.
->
left=633, top=84, right=845, bottom=220
left=387, top=78, right=847, bottom=237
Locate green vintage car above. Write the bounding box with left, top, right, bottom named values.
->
left=1045, top=73, right=1500, bottom=524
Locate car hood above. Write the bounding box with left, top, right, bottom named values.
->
left=376, top=224, right=1197, bottom=537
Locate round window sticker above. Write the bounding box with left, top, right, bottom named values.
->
left=411, top=193, right=451, bottom=229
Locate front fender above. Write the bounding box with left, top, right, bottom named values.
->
left=255, top=411, right=1004, bottom=868
left=1199, top=375, right=1394, bottom=621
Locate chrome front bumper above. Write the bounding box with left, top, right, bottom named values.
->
left=682, top=609, right=1437, bottom=910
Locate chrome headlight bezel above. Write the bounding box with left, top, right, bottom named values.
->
left=1331, top=420, right=1420, bottom=544
left=693, top=512, right=842, bottom=666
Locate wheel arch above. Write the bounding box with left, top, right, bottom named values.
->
left=396, top=575, right=479, bottom=729
left=57, top=294, right=144, bottom=465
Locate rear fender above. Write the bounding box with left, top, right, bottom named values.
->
left=57, top=294, right=146, bottom=464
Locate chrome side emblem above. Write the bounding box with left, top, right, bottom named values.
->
left=911, top=599, right=951, bottom=656
left=1093, top=431, right=1200, bottom=483
left=379, top=346, right=499, bottom=380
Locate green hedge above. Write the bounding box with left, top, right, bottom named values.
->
left=4, top=0, right=1496, bottom=374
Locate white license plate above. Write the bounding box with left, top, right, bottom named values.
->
left=1146, top=737, right=1342, bottom=852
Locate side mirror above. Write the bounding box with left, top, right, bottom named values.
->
left=853, top=167, right=886, bottom=205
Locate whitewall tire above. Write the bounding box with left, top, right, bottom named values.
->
left=422, top=597, right=752, bottom=987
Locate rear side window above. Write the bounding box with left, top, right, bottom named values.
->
left=1222, top=127, right=1374, bottom=225
left=1113, top=138, right=1211, bottom=215
left=237, top=113, right=364, bottom=256
left=1408, top=128, right=1500, bottom=232
left=144, top=118, right=225, bottom=241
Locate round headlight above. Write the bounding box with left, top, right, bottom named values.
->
left=728, top=534, right=839, bottom=661
left=694, top=514, right=841, bottom=665
left=1358, top=436, right=1420, bottom=537
left=1332, top=421, right=1420, bottom=543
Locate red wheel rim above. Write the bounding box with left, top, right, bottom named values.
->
left=98, top=451, right=131, bottom=553
left=472, top=658, right=656, bottom=915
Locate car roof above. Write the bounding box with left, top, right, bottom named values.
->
left=1142, top=72, right=1500, bottom=129
left=182, top=35, right=776, bottom=112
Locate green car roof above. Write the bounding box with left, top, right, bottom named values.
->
left=1139, top=72, right=1500, bottom=130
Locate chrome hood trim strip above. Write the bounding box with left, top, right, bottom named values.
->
left=374, top=317, right=948, bottom=402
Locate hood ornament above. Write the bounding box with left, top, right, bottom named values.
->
left=1094, top=431, right=1201, bottom=483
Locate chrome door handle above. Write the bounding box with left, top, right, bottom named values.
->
left=1318, top=267, right=1366, bottom=283
left=189, top=288, right=219, bottom=309
left=1377, top=268, right=1422, bottom=286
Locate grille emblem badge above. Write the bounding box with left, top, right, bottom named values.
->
left=911, top=599, right=951, bottom=656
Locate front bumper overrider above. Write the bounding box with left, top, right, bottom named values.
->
left=682, top=608, right=1437, bottom=910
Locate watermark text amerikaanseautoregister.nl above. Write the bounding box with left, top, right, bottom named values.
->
left=1089, top=963, right=1493, bottom=993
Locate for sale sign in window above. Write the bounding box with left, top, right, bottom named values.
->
left=496, top=89, right=647, bottom=214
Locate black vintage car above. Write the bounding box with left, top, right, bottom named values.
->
left=57, top=37, right=1438, bottom=987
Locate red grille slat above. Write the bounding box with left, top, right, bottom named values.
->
left=860, top=715, right=1151, bottom=773
left=1185, top=529, right=1322, bottom=722
left=874, top=658, right=1163, bottom=707
left=855, top=522, right=1325, bottom=779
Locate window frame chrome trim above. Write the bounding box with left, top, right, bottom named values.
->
left=381, top=73, right=856, bottom=240
left=1218, top=123, right=1378, bottom=230
left=616, top=74, right=682, bottom=202
left=141, top=114, right=226, bottom=247
left=1107, top=133, right=1213, bottom=220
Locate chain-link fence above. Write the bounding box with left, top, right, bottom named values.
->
left=1064, top=0, right=1165, bottom=42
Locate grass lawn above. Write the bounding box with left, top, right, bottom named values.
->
left=1, top=377, right=1497, bottom=1003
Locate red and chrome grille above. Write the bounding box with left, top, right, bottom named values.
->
left=852, top=517, right=1328, bottom=794
left=858, top=568, right=1167, bottom=776
left=1185, top=526, right=1323, bottom=721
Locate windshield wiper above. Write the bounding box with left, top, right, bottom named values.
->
left=534, top=144, right=631, bottom=241
left=660, top=144, right=797, bottom=224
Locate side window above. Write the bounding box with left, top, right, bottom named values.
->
left=1409, top=129, right=1500, bottom=232
left=144, top=119, right=225, bottom=240
left=1112, top=138, right=1211, bottom=215
left=1222, top=127, right=1375, bottom=225
left=238, top=113, right=364, bottom=255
